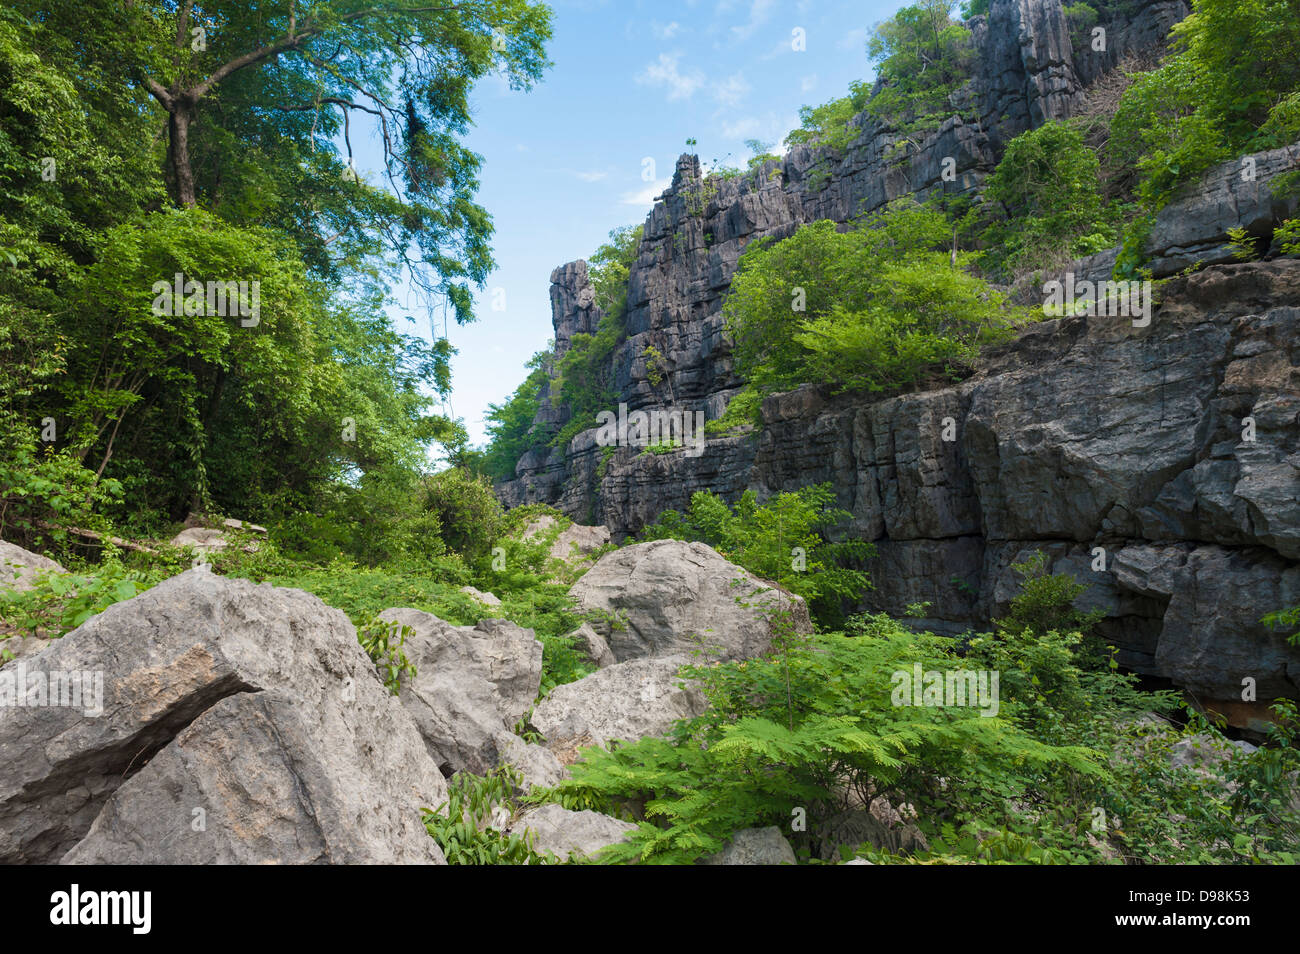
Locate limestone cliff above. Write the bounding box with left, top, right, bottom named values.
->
left=496, top=0, right=1300, bottom=725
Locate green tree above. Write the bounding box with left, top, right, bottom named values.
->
left=981, top=120, right=1118, bottom=274
left=866, top=1, right=973, bottom=133
left=723, top=202, right=1022, bottom=397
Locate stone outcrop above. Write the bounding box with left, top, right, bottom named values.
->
left=1, top=568, right=448, bottom=864
left=376, top=608, right=542, bottom=776
left=703, top=827, right=798, bottom=866
left=530, top=655, right=707, bottom=751
left=569, top=540, right=812, bottom=662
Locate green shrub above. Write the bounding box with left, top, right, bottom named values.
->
left=420, top=468, right=506, bottom=563
left=724, top=203, right=1024, bottom=398
left=866, top=1, right=974, bottom=136
left=553, top=618, right=1104, bottom=864
left=980, top=120, right=1120, bottom=275
left=357, top=615, right=418, bottom=695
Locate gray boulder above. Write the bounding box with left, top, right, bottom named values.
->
left=569, top=540, right=812, bottom=662
left=703, top=827, right=797, bottom=865
left=0, top=567, right=447, bottom=864
left=458, top=585, right=502, bottom=608
left=511, top=803, right=636, bottom=861
left=168, top=527, right=229, bottom=553
left=377, top=608, right=542, bottom=776
left=0, top=540, right=65, bottom=592
left=531, top=654, right=707, bottom=750
left=568, top=621, right=616, bottom=669
left=495, top=732, right=569, bottom=792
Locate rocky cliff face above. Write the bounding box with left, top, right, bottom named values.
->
left=497, top=0, right=1300, bottom=725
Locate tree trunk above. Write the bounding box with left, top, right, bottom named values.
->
left=168, top=104, right=198, bottom=208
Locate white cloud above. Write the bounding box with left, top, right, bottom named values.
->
left=652, top=20, right=681, bottom=39
left=574, top=170, right=608, bottom=182
left=800, top=74, right=818, bottom=93
left=729, top=0, right=776, bottom=42
left=712, top=71, right=750, bottom=107
left=720, top=116, right=764, bottom=140
left=636, top=53, right=705, bottom=101
left=620, top=178, right=673, bottom=207
left=837, top=27, right=869, bottom=51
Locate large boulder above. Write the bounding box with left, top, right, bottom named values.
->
left=0, top=540, right=65, bottom=592
left=510, top=803, right=636, bottom=861
left=0, top=567, right=447, bottom=864
left=376, top=608, right=542, bottom=776
left=703, top=827, right=797, bottom=865
left=569, top=540, right=811, bottom=662
left=531, top=654, right=707, bottom=751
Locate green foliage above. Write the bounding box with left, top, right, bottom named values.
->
left=554, top=619, right=1104, bottom=864
left=0, top=551, right=151, bottom=639
left=1274, top=219, right=1300, bottom=256
left=642, top=345, right=668, bottom=387
left=587, top=225, right=643, bottom=318
left=865, top=1, right=974, bottom=136
left=980, top=121, right=1120, bottom=275
left=481, top=349, right=553, bottom=481
left=419, top=468, right=506, bottom=563
left=1110, top=0, right=1300, bottom=211
left=639, top=485, right=872, bottom=628
left=991, top=551, right=1105, bottom=643
left=703, top=386, right=763, bottom=435
left=423, top=767, right=562, bottom=865
left=1263, top=605, right=1300, bottom=645
left=358, top=616, right=418, bottom=695
left=724, top=203, right=1024, bottom=399
left=1062, top=3, right=1100, bottom=52
left=787, top=81, right=874, bottom=153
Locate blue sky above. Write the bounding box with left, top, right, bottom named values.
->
left=368, top=0, right=906, bottom=450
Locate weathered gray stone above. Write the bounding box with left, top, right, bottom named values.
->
left=568, top=622, right=616, bottom=669
left=377, top=608, right=542, bottom=776
left=510, top=803, right=636, bottom=861
left=703, top=827, right=797, bottom=865
left=169, top=527, right=229, bottom=553
left=569, top=540, right=812, bottom=662
left=459, top=585, right=502, bottom=608
left=0, top=540, right=66, bottom=592
left=495, top=732, right=569, bottom=792
left=531, top=654, right=707, bottom=750
left=0, top=568, right=447, bottom=864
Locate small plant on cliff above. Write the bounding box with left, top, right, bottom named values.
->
left=642, top=344, right=668, bottom=387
